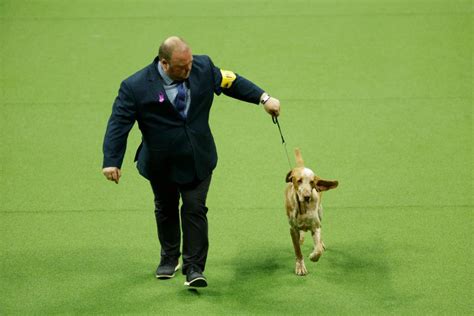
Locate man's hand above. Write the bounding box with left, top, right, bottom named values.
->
left=262, top=95, right=281, bottom=117
left=103, top=167, right=121, bottom=184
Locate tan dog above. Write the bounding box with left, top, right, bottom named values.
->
left=285, top=148, right=338, bottom=276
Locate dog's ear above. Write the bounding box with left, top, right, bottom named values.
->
left=285, top=171, right=293, bottom=183
left=315, top=178, right=339, bottom=191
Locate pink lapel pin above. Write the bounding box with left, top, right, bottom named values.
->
left=158, top=92, right=165, bottom=103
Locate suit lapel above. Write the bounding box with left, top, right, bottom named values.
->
left=147, top=60, right=167, bottom=101
left=146, top=59, right=181, bottom=117
left=187, top=69, right=200, bottom=120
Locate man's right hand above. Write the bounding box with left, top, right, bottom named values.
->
left=102, top=167, right=121, bottom=184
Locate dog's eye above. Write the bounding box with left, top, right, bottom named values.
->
left=297, top=179, right=303, bottom=184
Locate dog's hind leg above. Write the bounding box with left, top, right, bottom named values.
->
left=290, top=228, right=307, bottom=275
left=299, top=230, right=305, bottom=245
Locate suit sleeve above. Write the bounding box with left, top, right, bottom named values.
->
left=102, top=81, right=137, bottom=168
left=210, top=57, right=264, bottom=104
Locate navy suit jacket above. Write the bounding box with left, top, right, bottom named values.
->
left=103, top=55, right=264, bottom=184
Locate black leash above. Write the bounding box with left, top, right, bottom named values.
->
left=272, top=116, right=292, bottom=169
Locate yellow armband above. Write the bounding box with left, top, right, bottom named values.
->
left=220, top=70, right=236, bottom=88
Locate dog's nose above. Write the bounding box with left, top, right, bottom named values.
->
left=304, top=196, right=311, bottom=202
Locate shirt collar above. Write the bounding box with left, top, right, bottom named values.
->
left=157, top=61, right=174, bottom=85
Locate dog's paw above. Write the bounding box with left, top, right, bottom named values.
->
left=295, top=260, right=308, bottom=276
left=309, top=251, right=322, bottom=262
left=310, top=243, right=325, bottom=262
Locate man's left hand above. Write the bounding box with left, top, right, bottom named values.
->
left=263, top=97, right=281, bottom=117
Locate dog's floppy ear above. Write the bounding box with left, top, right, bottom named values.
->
left=285, top=170, right=293, bottom=183
left=315, top=178, right=339, bottom=191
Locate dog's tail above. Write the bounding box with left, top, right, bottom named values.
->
left=294, top=148, right=304, bottom=168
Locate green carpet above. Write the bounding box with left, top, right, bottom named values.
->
left=1, top=0, right=472, bottom=314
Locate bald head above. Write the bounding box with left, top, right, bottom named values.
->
left=158, top=36, right=191, bottom=62
left=158, top=36, right=193, bottom=81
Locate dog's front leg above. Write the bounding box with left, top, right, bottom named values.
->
left=299, top=230, right=305, bottom=245
left=290, top=228, right=307, bottom=275
left=309, top=227, right=324, bottom=262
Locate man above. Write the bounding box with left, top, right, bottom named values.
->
left=102, top=36, right=280, bottom=288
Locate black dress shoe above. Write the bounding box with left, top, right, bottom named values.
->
left=155, top=257, right=180, bottom=279
left=184, top=268, right=207, bottom=288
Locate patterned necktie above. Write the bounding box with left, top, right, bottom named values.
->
left=174, top=82, right=187, bottom=118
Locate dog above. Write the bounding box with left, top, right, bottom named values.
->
left=285, top=148, right=338, bottom=276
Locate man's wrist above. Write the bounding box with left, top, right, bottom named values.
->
left=260, top=93, right=271, bottom=105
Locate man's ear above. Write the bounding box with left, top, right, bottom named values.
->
left=315, top=179, right=339, bottom=191
left=285, top=171, right=293, bottom=183
left=161, top=58, right=170, bottom=71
